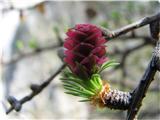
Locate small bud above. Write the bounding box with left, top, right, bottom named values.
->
left=30, top=84, right=40, bottom=93
left=57, top=47, right=65, bottom=61
left=7, top=96, right=21, bottom=111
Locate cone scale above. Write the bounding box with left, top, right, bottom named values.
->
left=62, top=24, right=132, bottom=110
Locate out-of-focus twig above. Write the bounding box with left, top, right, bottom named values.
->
left=5, top=64, right=66, bottom=114
left=2, top=44, right=61, bottom=65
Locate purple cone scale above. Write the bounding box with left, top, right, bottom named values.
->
left=64, top=24, right=108, bottom=79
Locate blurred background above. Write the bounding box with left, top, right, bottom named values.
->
left=0, top=0, right=160, bottom=119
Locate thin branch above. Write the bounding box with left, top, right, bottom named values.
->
left=5, top=64, right=66, bottom=114
left=101, top=12, right=160, bottom=39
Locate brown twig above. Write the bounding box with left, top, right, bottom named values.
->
left=102, top=12, right=160, bottom=39
left=6, top=64, right=66, bottom=114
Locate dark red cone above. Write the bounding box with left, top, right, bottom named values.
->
left=64, top=24, right=108, bottom=79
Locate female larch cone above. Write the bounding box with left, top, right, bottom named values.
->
left=62, top=24, right=132, bottom=110
left=64, top=24, right=108, bottom=79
